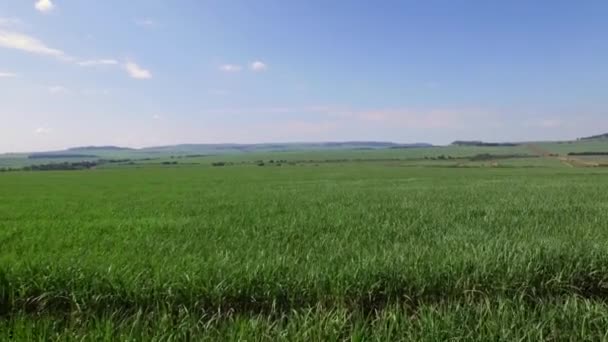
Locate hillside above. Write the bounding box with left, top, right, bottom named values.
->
left=67, top=146, right=135, bottom=152
left=579, top=133, right=608, bottom=140
left=140, top=142, right=432, bottom=154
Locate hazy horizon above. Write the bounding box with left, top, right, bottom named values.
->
left=2, top=135, right=598, bottom=155
left=2, top=0, right=608, bottom=153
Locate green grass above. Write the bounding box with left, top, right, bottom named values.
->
left=161, top=145, right=531, bottom=165
left=0, top=145, right=532, bottom=169
left=4, top=139, right=607, bottom=169
left=4, top=297, right=608, bottom=341
left=2, top=154, right=608, bottom=339
left=538, top=139, right=608, bottom=155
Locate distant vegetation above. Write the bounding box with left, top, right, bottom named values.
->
left=22, top=161, right=98, bottom=171
left=28, top=153, right=98, bottom=159
left=389, top=143, right=433, bottom=149
left=67, top=145, right=135, bottom=151
left=470, top=153, right=536, bottom=161
left=452, top=140, right=519, bottom=147
left=1, top=138, right=604, bottom=171
left=0, top=158, right=134, bottom=172
left=568, top=152, right=608, bottom=156
left=579, top=133, right=608, bottom=140
left=141, top=141, right=433, bottom=154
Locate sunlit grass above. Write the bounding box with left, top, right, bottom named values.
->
left=1, top=162, right=608, bottom=338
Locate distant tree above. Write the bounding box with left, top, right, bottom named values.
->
left=22, top=161, right=98, bottom=171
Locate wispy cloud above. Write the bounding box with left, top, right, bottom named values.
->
left=538, top=119, right=562, bottom=128
left=197, top=106, right=345, bottom=116
left=152, top=114, right=161, bottom=120
left=0, top=24, right=118, bottom=69
left=81, top=88, right=110, bottom=96
left=250, top=61, right=267, bottom=72
left=0, top=29, right=69, bottom=60
left=264, top=120, right=336, bottom=137
left=48, top=85, right=69, bottom=94
left=124, top=61, right=152, bottom=79
left=78, top=59, right=119, bottom=67
left=135, top=18, right=156, bottom=28
left=220, top=64, right=242, bottom=72
left=0, top=71, right=18, bottom=78
left=196, top=106, right=497, bottom=133
left=523, top=118, right=563, bottom=129
left=35, top=127, right=52, bottom=134
left=0, top=17, right=23, bottom=27
left=0, top=27, right=152, bottom=80
left=34, top=0, right=55, bottom=13
left=355, top=109, right=466, bottom=129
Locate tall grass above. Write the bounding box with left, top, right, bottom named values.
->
left=1, top=163, right=608, bottom=338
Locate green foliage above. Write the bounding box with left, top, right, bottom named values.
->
left=539, top=140, right=608, bottom=155
left=22, top=161, right=98, bottom=171
left=1, top=160, right=608, bottom=338
left=470, top=153, right=536, bottom=161
left=569, top=151, right=608, bottom=156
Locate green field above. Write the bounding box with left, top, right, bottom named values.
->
left=539, top=139, right=608, bottom=155
left=3, top=144, right=608, bottom=340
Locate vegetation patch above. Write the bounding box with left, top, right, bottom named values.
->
left=469, top=153, right=537, bottom=161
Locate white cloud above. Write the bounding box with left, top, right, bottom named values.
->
left=152, top=114, right=161, bottom=120
left=0, top=29, right=121, bottom=72
left=0, top=72, right=17, bottom=78
left=124, top=61, right=152, bottom=79
left=0, top=29, right=69, bottom=60
left=135, top=18, right=156, bottom=28
left=250, top=61, right=267, bottom=72
left=0, top=29, right=149, bottom=79
left=48, top=85, right=68, bottom=94
left=354, top=108, right=476, bottom=129
left=35, top=0, right=55, bottom=13
left=35, top=127, right=52, bottom=134
left=538, top=119, right=562, bottom=128
left=78, top=59, right=119, bottom=67
left=220, top=64, right=242, bottom=72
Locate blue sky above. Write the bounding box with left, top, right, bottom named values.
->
left=1, top=0, right=607, bottom=152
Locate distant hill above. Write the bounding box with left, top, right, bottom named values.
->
left=141, top=142, right=433, bottom=154
left=22, top=142, right=433, bottom=159
left=26, top=146, right=134, bottom=160
left=67, top=146, right=135, bottom=152
left=28, top=153, right=98, bottom=159
left=579, top=133, right=608, bottom=141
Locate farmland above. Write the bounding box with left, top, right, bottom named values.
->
left=2, top=142, right=608, bottom=340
